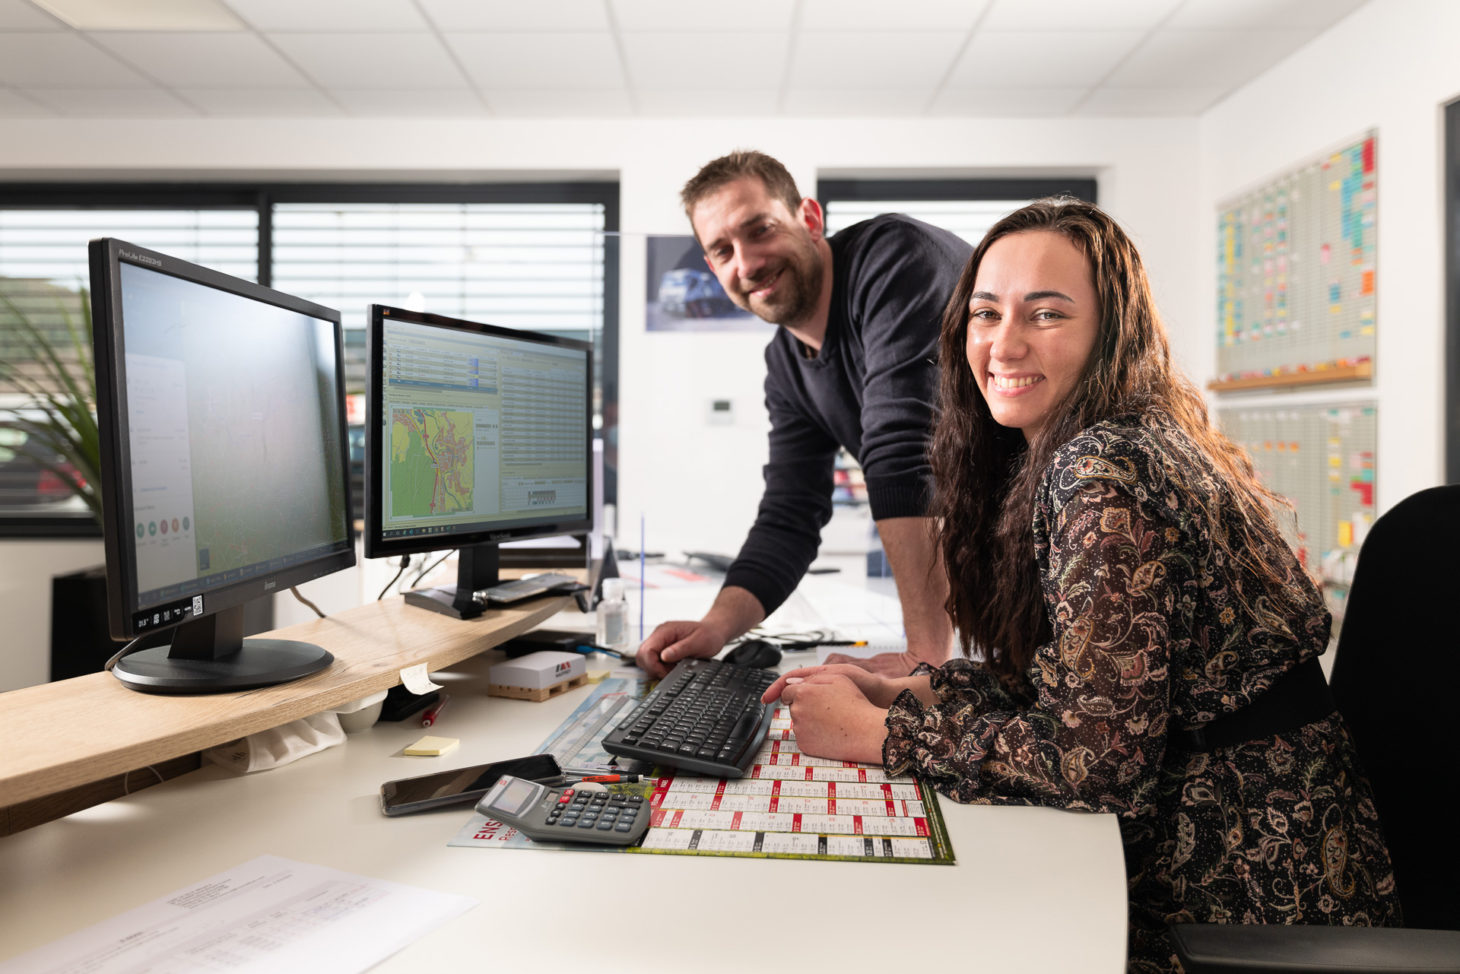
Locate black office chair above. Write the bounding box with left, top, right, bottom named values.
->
left=1171, top=484, right=1460, bottom=973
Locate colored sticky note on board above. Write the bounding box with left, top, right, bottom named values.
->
left=1338, top=521, right=1353, bottom=549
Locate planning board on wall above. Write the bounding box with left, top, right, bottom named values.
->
left=1214, top=132, right=1376, bottom=392
left=1217, top=402, right=1376, bottom=627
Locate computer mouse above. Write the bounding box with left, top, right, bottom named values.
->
left=724, top=639, right=782, bottom=668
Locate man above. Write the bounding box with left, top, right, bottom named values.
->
left=636, top=150, right=971, bottom=679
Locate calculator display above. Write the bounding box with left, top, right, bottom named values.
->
left=489, top=777, right=541, bottom=815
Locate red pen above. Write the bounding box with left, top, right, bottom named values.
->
left=421, top=694, right=449, bottom=727
left=565, top=773, right=647, bottom=784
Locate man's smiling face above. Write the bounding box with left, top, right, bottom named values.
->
left=690, top=176, right=826, bottom=328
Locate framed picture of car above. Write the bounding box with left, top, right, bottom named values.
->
left=644, top=235, right=770, bottom=333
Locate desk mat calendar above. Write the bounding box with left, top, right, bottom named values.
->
left=449, top=678, right=956, bottom=865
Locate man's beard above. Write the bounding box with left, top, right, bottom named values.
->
left=736, top=240, right=824, bottom=327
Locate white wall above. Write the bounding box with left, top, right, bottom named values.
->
left=1199, top=0, right=1460, bottom=511
left=0, top=538, right=104, bottom=689
left=0, top=113, right=1205, bottom=690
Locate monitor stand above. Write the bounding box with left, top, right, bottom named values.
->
left=112, top=603, right=333, bottom=694
left=403, top=544, right=498, bottom=620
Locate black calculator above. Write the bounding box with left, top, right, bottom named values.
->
left=474, top=775, right=651, bottom=846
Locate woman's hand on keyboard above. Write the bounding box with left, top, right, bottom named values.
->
left=768, top=670, right=888, bottom=764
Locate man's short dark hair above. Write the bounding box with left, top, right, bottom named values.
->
left=680, top=150, right=802, bottom=223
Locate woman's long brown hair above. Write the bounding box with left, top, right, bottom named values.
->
left=931, top=198, right=1298, bottom=677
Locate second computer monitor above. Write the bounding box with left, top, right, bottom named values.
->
left=364, top=305, right=593, bottom=618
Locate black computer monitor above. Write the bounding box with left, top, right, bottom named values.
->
left=88, top=238, right=356, bottom=693
left=364, top=305, right=593, bottom=619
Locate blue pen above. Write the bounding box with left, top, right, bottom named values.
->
left=639, top=515, right=646, bottom=642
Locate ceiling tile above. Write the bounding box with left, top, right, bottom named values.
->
left=1073, top=85, right=1225, bottom=115
left=800, top=0, right=989, bottom=31
left=0, top=86, right=54, bottom=114
left=33, top=0, right=243, bottom=30
left=0, top=0, right=63, bottom=29
left=947, top=30, right=1144, bottom=88
left=447, top=33, right=624, bottom=89
left=222, top=0, right=429, bottom=32
left=417, top=0, right=609, bottom=31
left=332, top=87, right=485, bottom=116
left=611, top=0, right=792, bottom=32
left=790, top=32, right=966, bottom=87
left=270, top=32, right=468, bottom=89
left=619, top=32, right=787, bottom=89
left=482, top=87, right=633, bottom=116
left=982, top=0, right=1181, bottom=32
left=92, top=32, right=310, bottom=86
left=635, top=88, right=779, bottom=115
left=0, top=32, right=153, bottom=85
left=22, top=85, right=198, bottom=115
left=179, top=86, right=342, bottom=115
left=1166, top=0, right=1368, bottom=30
left=1104, top=28, right=1315, bottom=88
left=781, top=87, right=932, bottom=116
left=931, top=86, right=1087, bottom=115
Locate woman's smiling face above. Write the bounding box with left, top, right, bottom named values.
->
left=965, top=230, right=1101, bottom=442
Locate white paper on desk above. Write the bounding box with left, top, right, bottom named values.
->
left=0, top=854, right=476, bottom=974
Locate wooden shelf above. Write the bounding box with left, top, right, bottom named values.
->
left=0, top=585, right=582, bottom=808
left=1207, top=361, right=1372, bottom=393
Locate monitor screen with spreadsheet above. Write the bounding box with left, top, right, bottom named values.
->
left=363, top=304, right=592, bottom=618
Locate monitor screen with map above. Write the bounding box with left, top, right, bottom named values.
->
left=88, top=238, right=356, bottom=693
left=363, top=305, right=593, bottom=619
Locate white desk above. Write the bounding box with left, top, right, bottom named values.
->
left=0, top=644, right=1127, bottom=973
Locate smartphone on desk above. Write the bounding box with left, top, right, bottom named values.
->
left=380, top=753, right=563, bottom=816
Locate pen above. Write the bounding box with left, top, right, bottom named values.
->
left=564, top=773, right=650, bottom=784
left=572, top=643, right=629, bottom=660
left=420, top=694, right=449, bottom=727
left=816, top=640, right=867, bottom=647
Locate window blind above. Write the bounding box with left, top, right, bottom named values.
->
left=269, top=202, right=606, bottom=341
left=823, top=199, right=1022, bottom=247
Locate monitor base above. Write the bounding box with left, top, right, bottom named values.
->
left=112, top=638, right=334, bottom=694
left=403, top=586, right=485, bottom=620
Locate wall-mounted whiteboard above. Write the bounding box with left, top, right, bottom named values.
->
left=1218, top=402, right=1376, bottom=628
left=1215, top=133, right=1376, bottom=390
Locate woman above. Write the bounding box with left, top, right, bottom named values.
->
left=763, top=198, right=1399, bottom=971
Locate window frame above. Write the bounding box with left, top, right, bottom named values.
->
left=0, top=179, right=620, bottom=538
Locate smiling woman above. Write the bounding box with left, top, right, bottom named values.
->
left=763, top=198, right=1403, bottom=973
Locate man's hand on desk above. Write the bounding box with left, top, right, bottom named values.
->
left=635, top=619, right=726, bottom=679
left=635, top=585, right=767, bottom=678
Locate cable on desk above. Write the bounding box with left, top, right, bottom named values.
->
left=376, top=554, right=411, bottom=601
left=412, top=550, right=452, bottom=587
left=102, top=632, right=150, bottom=672
left=290, top=587, right=325, bottom=618
left=734, top=628, right=844, bottom=652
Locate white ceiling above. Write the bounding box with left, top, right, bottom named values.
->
left=0, top=0, right=1370, bottom=120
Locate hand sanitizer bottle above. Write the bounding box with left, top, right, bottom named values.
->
left=595, top=578, right=629, bottom=651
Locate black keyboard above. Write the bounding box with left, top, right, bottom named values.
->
left=602, top=658, right=777, bottom=778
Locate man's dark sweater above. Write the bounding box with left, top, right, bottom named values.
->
left=722, top=214, right=973, bottom=614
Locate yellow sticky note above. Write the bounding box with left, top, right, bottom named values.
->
left=1337, top=521, right=1353, bottom=549
left=404, top=735, right=459, bottom=757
